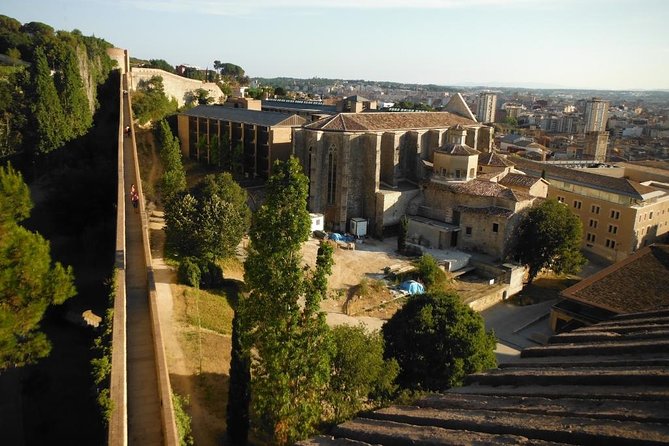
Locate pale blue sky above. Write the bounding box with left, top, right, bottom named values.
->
left=3, top=0, right=669, bottom=90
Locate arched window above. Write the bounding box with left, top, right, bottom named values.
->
left=327, top=145, right=337, bottom=205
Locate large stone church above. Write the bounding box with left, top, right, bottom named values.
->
left=292, top=103, right=494, bottom=236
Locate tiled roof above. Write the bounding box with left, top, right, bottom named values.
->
left=511, top=157, right=657, bottom=199
left=624, top=160, right=669, bottom=171
left=305, top=112, right=476, bottom=132
left=499, top=172, right=543, bottom=188
left=479, top=151, right=515, bottom=167
left=437, top=143, right=480, bottom=156
left=455, top=205, right=514, bottom=218
left=430, top=180, right=530, bottom=202
left=299, top=309, right=669, bottom=446
left=182, top=105, right=306, bottom=127
left=561, top=244, right=669, bottom=314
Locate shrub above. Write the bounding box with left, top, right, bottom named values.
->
left=178, top=258, right=201, bottom=287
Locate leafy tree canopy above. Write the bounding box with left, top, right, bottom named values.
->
left=165, top=172, right=249, bottom=260
left=243, top=157, right=333, bottom=445
left=147, top=59, right=175, bottom=73
left=383, top=291, right=497, bottom=391
left=513, top=198, right=586, bottom=283
left=327, top=325, right=398, bottom=423
left=0, top=164, right=76, bottom=370
left=131, top=75, right=178, bottom=125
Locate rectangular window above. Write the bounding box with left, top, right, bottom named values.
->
left=610, top=209, right=620, bottom=219
left=591, top=205, right=600, bottom=214
left=608, top=224, right=618, bottom=234
left=605, top=239, right=616, bottom=249
left=492, top=223, right=499, bottom=233
left=586, top=233, right=596, bottom=242
left=650, top=211, right=654, bottom=219
left=465, top=226, right=472, bottom=236
left=573, top=200, right=582, bottom=209
left=557, top=196, right=565, bottom=203
left=589, top=219, right=598, bottom=228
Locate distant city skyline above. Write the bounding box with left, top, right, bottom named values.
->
left=3, top=0, right=669, bottom=91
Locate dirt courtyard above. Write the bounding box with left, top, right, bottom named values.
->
left=300, top=236, right=414, bottom=313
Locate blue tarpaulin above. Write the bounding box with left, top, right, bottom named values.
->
left=399, top=280, right=425, bottom=295
left=328, top=232, right=354, bottom=242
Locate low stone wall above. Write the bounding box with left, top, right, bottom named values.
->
left=108, top=72, right=128, bottom=446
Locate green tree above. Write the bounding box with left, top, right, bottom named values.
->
left=164, top=173, right=249, bottom=260
left=398, top=215, right=408, bottom=252
left=227, top=290, right=250, bottom=445
left=0, top=164, right=76, bottom=370
left=54, top=45, right=92, bottom=140
left=327, top=325, right=399, bottom=423
left=27, top=46, right=67, bottom=154
left=147, top=59, right=175, bottom=73
left=504, top=116, right=518, bottom=127
left=155, top=119, right=186, bottom=201
left=244, top=157, right=334, bottom=445
left=513, top=198, right=586, bottom=284
left=131, top=75, right=178, bottom=125
left=382, top=292, right=496, bottom=391
left=415, top=253, right=451, bottom=292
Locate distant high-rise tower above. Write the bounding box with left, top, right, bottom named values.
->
left=584, top=97, right=609, bottom=132
left=477, top=92, right=497, bottom=123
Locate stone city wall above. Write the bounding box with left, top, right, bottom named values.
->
left=130, top=67, right=225, bottom=107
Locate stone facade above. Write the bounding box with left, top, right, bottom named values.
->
left=292, top=112, right=494, bottom=234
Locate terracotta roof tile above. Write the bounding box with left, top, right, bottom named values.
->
left=305, top=111, right=476, bottom=132
left=479, top=151, right=515, bottom=167
left=299, top=308, right=669, bottom=446
left=429, top=179, right=529, bottom=202
left=437, top=143, right=480, bottom=156
left=561, top=244, right=669, bottom=314
left=499, top=172, right=543, bottom=188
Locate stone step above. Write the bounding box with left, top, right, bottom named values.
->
left=548, top=329, right=669, bottom=344
left=465, top=366, right=669, bottom=387
left=332, top=417, right=571, bottom=446
left=297, top=436, right=373, bottom=446
left=521, top=339, right=669, bottom=357
left=451, top=383, right=669, bottom=400
left=498, top=355, right=669, bottom=369
left=365, top=404, right=669, bottom=445
left=415, top=393, right=669, bottom=423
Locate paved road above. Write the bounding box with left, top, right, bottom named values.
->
left=481, top=298, right=557, bottom=362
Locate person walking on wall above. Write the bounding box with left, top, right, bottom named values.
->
left=130, top=183, right=139, bottom=213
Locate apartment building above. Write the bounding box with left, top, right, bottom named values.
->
left=512, top=157, right=669, bottom=262
left=477, top=92, right=497, bottom=124
left=584, top=97, right=609, bottom=132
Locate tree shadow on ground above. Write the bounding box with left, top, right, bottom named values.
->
left=170, top=371, right=230, bottom=446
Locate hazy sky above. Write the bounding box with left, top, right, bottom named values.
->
left=4, top=0, right=669, bottom=90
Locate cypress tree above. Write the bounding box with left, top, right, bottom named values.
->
left=244, top=157, right=334, bottom=445
left=55, top=46, right=92, bottom=140
left=226, top=296, right=250, bottom=445
left=28, top=46, right=67, bottom=154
